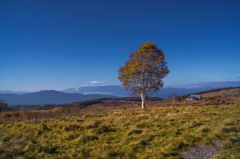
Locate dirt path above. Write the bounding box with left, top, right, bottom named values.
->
left=181, top=142, right=222, bottom=159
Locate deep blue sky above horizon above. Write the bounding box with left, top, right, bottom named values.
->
left=0, top=0, right=240, bottom=91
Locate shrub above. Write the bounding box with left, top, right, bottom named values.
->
left=66, top=133, right=79, bottom=141
left=86, top=120, right=101, bottom=129
left=222, top=126, right=239, bottom=133
left=0, top=101, right=8, bottom=112
left=79, top=135, right=99, bottom=144
left=107, top=149, right=125, bottom=158
left=128, top=129, right=142, bottom=136
left=64, top=124, right=82, bottom=131
left=42, top=145, right=58, bottom=154
left=136, top=123, right=148, bottom=128
left=95, top=125, right=116, bottom=134
left=79, top=148, right=91, bottom=158
left=42, top=124, right=51, bottom=132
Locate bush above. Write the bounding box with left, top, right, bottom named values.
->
left=128, top=129, right=142, bottom=136
left=79, top=135, right=99, bottom=144
left=41, top=145, right=58, bottom=154
left=222, top=126, right=239, bottom=133
left=86, top=120, right=101, bottom=129
left=64, top=124, right=82, bottom=131
left=42, top=124, right=51, bottom=132
left=0, top=101, right=8, bottom=112
left=107, top=149, right=125, bottom=158
left=95, top=125, right=116, bottom=134
left=66, top=133, right=79, bottom=141
left=79, top=148, right=91, bottom=158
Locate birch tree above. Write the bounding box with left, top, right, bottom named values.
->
left=118, top=42, right=169, bottom=109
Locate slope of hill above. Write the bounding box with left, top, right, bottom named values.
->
left=199, top=87, right=240, bottom=98
left=0, top=101, right=239, bottom=159
left=0, top=90, right=115, bottom=106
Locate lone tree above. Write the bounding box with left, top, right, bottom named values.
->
left=118, top=42, right=169, bottom=109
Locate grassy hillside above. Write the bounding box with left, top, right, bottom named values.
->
left=1, top=100, right=240, bottom=159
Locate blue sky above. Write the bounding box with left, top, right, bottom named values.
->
left=0, top=0, right=240, bottom=91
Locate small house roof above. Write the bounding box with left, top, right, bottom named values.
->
left=190, top=94, right=201, bottom=99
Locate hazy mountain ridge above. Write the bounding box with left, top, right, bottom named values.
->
left=0, top=90, right=115, bottom=106
left=63, top=85, right=129, bottom=96
left=1, top=81, right=240, bottom=106
left=0, top=90, right=28, bottom=94
left=63, top=81, right=240, bottom=98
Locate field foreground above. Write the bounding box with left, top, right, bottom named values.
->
left=1, top=102, right=240, bottom=159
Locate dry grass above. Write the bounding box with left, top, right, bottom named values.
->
left=0, top=100, right=240, bottom=159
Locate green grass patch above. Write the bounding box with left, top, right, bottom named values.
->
left=0, top=103, right=240, bottom=158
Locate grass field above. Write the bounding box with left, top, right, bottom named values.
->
left=1, top=100, right=240, bottom=159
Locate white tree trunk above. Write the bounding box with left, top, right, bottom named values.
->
left=140, top=92, right=146, bottom=109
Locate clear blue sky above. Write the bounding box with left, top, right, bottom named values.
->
left=0, top=0, right=240, bottom=91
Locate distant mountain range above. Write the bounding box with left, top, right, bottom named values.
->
left=63, top=85, right=129, bottom=96
left=0, top=90, right=28, bottom=94
left=0, top=81, right=240, bottom=106
left=155, top=81, right=240, bottom=98
left=0, top=90, right=115, bottom=106
left=62, top=81, right=240, bottom=98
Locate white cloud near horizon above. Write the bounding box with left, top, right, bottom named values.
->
left=82, top=81, right=111, bottom=87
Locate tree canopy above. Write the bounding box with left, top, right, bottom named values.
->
left=118, top=42, right=169, bottom=109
